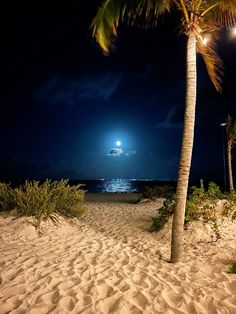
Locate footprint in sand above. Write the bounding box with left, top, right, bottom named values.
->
left=132, top=274, right=149, bottom=289
left=0, top=284, right=26, bottom=298
left=130, top=290, right=149, bottom=307
left=58, top=295, right=75, bottom=311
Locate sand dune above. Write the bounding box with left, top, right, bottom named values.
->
left=0, top=200, right=236, bottom=313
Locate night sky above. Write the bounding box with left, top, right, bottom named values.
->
left=0, top=2, right=235, bottom=182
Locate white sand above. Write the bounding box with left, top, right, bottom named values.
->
left=0, top=200, right=236, bottom=314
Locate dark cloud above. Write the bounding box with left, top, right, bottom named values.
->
left=79, top=72, right=122, bottom=99
left=107, top=147, right=124, bottom=157
left=35, top=72, right=123, bottom=105
left=156, top=104, right=184, bottom=129
left=125, top=150, right=137, bottom=156
left=107, top=148, right=137, bottom=157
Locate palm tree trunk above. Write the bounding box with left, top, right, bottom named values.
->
left=171, top=32, right=197, bottom=263
left=227, top=142, right=234, bottom=192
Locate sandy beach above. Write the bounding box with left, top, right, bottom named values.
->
left=0, top=196, right=236, bottom=313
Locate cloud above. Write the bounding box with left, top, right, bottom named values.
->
left=79, top=72, right=122, bottom=99
left=107, top=148, right=137, bottom=157
left=107, top=147, right=124, bottom=157
left=125, top=150, right=137, bottom=156
left=35, top=72, right=122, bottom=105
left=156, top=103, right=183, bottom=129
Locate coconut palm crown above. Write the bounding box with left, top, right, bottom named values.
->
left=91, top=0, right=236, bottom=91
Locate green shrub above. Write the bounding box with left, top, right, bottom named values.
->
left=143, top=185, right=174, bottom=199
left=13, top=179, right=85, bottom=227
left=189, top=186, right=206, bottom=199
left=150, top=182, right=223, bottom=238
left=229, top=263, right=236, bottom=274
left=223, top=192, right=236, bottom=220
left=207, top=182, right=223, bottom=199
left=150, top=193, right=175, bottom=231
left=0, top=183, right=15, bottom=211
left=186, top=184, right=220, bottom=238
left=50, top=179, right=85, bottom=217
left=13, top=180, right=56, bottom=227
left=185, top=186, right=205, bottom=223
left=185, top=200, right=201, bottom=223
left=232, top=211, right=236, bottom=220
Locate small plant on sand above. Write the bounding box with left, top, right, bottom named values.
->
left=150, top=182, right=222, bottom=238
left=13, top=179, right=85, bottom=227
left=232, top=211, right=236, bottom=220
left=207, top=182, right=223, bottom=199
left=143, top=185, right=174, bottom=200
left=186, top=183, right=220, bottom=238
left=223, top=192, right=236, bottom=220
left=229, top=263, right=236, bottom=274
left=185, top=186, right=205, bottom=223
left=13, top=180, right=56, bottom=227
left=150, top=193, right=175, bottom=231
left=0, top=183, right=15, bottom=212
left=202, top=203, right=220, bottom=239
left=50, top=179, right=85, bottom=217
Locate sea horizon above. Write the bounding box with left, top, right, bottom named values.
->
left=1, top=178, right=214, bottom=193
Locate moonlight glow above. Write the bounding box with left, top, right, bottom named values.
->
left=116, top=140, right=122, bottom=147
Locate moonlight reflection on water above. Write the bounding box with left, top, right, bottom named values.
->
left=102, top=179, right=135, bottom=192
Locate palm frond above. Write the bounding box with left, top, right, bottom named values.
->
left=91, top=0, right=121, bottom=55
left=201, top=0, right=236, bottom=28
left=91, top=0, right=174, bottom=55
left=196, top=34, right=223, bottom=92
left=194, top=0, right=236, bottom=91
left=217, top=0, right=236, bottom=28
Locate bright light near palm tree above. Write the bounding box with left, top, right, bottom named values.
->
left=202, top=37, right=209, bottom=46
left=116, top=140, right=121, bottom=147
left=232, top=28, right=236, bottom=36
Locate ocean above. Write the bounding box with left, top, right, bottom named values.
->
left=3, top=178, right=206, bottom=193
left=75, top=179, right=177, bottom=193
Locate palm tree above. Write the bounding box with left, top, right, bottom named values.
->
left=226, top=115, right=236, bottom=192
left=90, top=1, right=236, bottom=263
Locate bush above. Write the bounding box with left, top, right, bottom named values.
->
left=150, top=193, right=175, bottom=231
left=232, top=211, right=236, bottom=220
left=186, top=184, right=220, bottom=238
left=50, top=179, right=85, bottom=217
left=150, top=182, right=223, bottom=238
left=12, top=179, right=85, bottom=227
left=143, top=185, right=174, bottom=200
left=223, top=192, right=236, bottom=220
left=207, top=182, right=223, bottom=199
left=229, top=263, right=236, bottom=274
left=185, top=187, right=205, bottom=223
left=13, top=180, right=57, bottom=227
left=0, top=183, right=15, bottom=212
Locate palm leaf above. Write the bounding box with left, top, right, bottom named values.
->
left=196, top=33, right=223, bottom=92
left=196, top=0, right=236, bottom=91
left=91, top=0, right=174, bottom=55
left=201, top=0, right=236, bottom=28
left=217, top=0, right=236, bottom=28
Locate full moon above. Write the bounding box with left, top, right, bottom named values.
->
left=116, top=140, right=122, bottom=147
